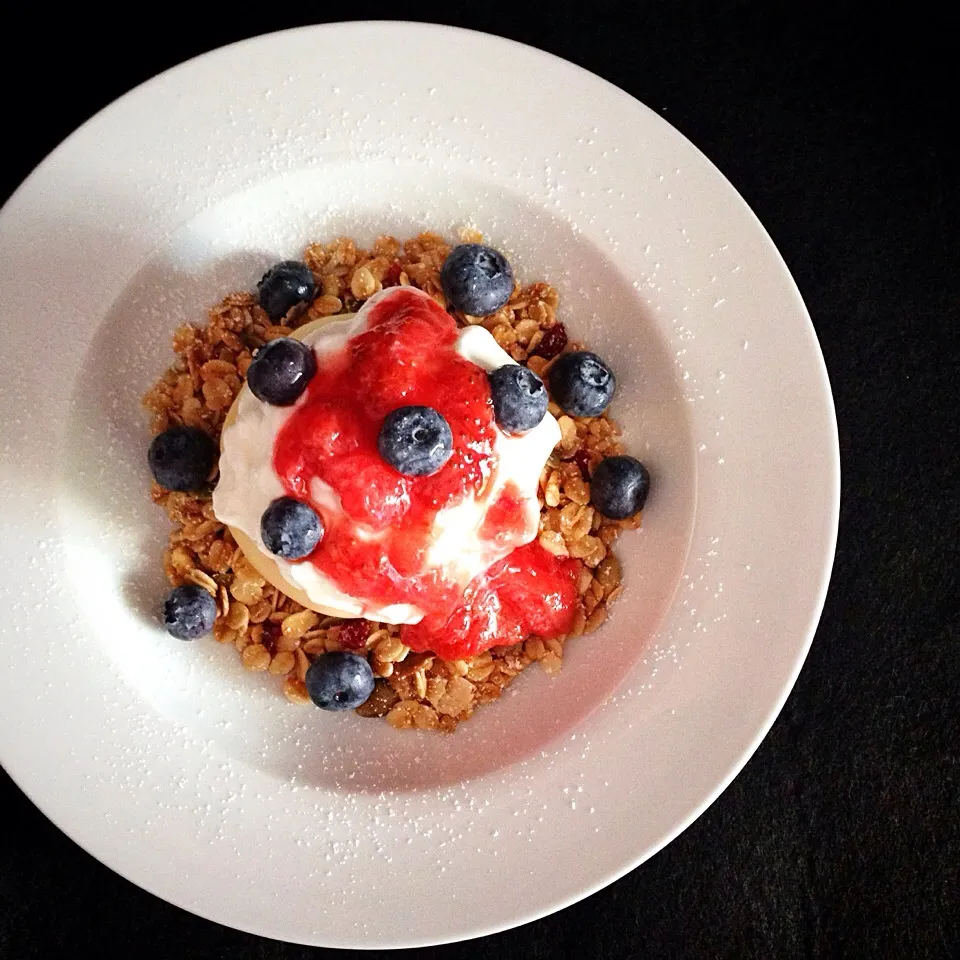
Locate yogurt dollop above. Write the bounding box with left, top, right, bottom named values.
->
left=214, top=287, right=562, bottom=629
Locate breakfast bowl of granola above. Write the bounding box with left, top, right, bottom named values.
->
left=0, top=22, right=838, bottom=948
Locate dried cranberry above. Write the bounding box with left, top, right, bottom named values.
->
left=533, top=322, right=568, bottom=360
left=574, top=448, right=592, bottom=480
left=382, top=261, right=402, bottom=287
left=261, top=623, right=279, bottom=656
left=339, top=619, right=373, bottom=650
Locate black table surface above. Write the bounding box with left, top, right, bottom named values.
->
left=1, top=4, right=956, bottom=958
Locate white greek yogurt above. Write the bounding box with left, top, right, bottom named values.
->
left=213, top=287, right=559, bottom=624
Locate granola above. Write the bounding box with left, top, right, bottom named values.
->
left=144, top=232, right=639, bottom=731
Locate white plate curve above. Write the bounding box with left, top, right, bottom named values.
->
left=0, top=22, right=839, bottom=949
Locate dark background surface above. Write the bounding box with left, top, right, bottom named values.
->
left=1, top=3, right=956, bottom=958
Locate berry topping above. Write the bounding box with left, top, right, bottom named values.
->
left=260, top=496, right=324, bottom=559
left=377, top=405, right=453, bottom=477
left=440, top=243, right=515, bottom=316
left=548, top=350, right=616, bottom=417
left=162, top=584, right=217, bottom=640
left=532, top=321, right=568, bottom=360
left=590, top=455, right=650, bottom=519
left=305, top=652, right=376, bottom=711
left=247, top=337, right=317, bottom=406
left=148, top=426, right=217, bottom=491
left=257, top=260, right=316, bottom=320
left=487, top=364, right=548, bottom=434
left=267, top=288, right=580, bottom=657
left=402, top=541, right=578, bottom=660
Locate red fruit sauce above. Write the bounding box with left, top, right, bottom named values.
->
left=402, top=541, right=578, bottom=661
left=272, top=288, right=577, bottom=658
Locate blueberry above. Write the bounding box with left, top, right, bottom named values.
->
left=548, top=351, right=616, bottom=417
left=488, top=364, right=548, bottom=434
left=305, top=652, right=375, bottom=711
left=260, top=496, right=324, bottom=559
left=163, top=584, right=217, bottom=640
left=148, top=426, right=217, bottom=491
left=257, top=260, right=317, bottom=320
left=590, top=455, right=650, bottom=519
left=378, top=406, right=453, bottom=477
left=440, top=243, right=515, bottom=316
left=247, top=337, right=317, bottom=406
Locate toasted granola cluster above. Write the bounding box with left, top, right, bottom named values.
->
left=143, top=232, right=638, bottom=731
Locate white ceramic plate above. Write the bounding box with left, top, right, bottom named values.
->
left=0, top=22, right=838, bottom=949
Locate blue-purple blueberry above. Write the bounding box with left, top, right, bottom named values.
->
left=305, top=652, right=376, bottom=711
left=378, top=406, right=453, bottom=477
left=488, top=364, right=547, bottom=434
left=148, top=426, right=217, bottom=491
left=163, top=584, right=217, bottom=640
left=260, top=496, right=324, bottom=559
left=257, top=260, right=316, bottom=320
left=440, top=244, right=514, bottom=316
left=590, top=455, right=650, bottom=519
left=548, top=351, right=616, bottom=417
left=247, top=337, right=317, bottom=406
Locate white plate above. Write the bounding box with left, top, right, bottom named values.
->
left=0, top=22, right=838, bottom=949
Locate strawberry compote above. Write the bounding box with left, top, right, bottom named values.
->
left=403, top=541, right=578, bottom=661
left=272, top=288, right=577, bottom=657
